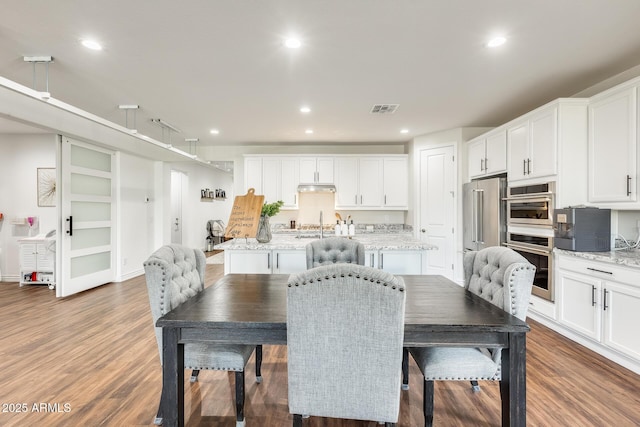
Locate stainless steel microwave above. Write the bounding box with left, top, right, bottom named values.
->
left=505, top=182, right=555, bottom=227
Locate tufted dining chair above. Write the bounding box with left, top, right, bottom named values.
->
left=408, top=246, right=535, bottom=426
left=305, top=236, right=365, bottom=269
left=144, top=244, right=262, bottom=427
left=287, top=264, right=406, bottom=426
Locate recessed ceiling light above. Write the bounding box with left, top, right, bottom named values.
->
left=300, top=106, right=311, bottom=113
left=81, top=39, right=103, bottom=50
left=400, top=129, right=409, bottom=134
left=210, top=129, right=220, bottom=135
left=305, top=129, right=313, bottom=134
left=487, top=36, right=506, bottom=48
left=284, top=37, right=302, bottom=49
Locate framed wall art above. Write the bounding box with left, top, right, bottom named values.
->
left=37, top=167, right=56, bottom=207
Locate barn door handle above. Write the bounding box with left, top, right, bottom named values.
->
left=66, top=216, right=73, bottom=236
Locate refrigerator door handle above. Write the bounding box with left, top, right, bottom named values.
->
left=477, top=189, right=484, bottom=243
left=471, top=189, right=478, bottom=243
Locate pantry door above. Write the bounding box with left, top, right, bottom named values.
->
left=58, top=136, right=116, bottom=297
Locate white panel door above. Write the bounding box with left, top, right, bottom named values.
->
left=529, top=107, right=557, bottom=179
left=507, top=122, right=529, bottom=182
left=280, top=158, right=299, bottom=208
left=484, top=130, right=507, bottom=175
left=170, top=170, right=185, bottom=244
left=603, top=281, right=640, bottom=361
left=244, top=157, right=263, bottom=193
left=59, top=137, right=116, bottom=297
left=419, top=146, right=455, bottom=278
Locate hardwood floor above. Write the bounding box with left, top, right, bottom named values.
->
left=1, top=265, right=639, bottom=426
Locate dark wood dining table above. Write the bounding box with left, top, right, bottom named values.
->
left=157, top=274, right=530, bottom=427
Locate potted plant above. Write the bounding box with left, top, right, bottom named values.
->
left=256, top=200, right=284, bottom=243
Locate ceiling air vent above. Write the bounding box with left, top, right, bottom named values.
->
left=370, top=104, right=399, bottom=114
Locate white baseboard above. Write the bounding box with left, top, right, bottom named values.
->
left=117, top=268, right=144, bottom=282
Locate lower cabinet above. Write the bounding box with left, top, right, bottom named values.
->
left=273, top=250, right=307, bottom=274
left=556, top=254, right=640, bottom=363
left=378, top=250, right=423, bottom=275
left=224, top=248, right=427, bottom=275
left=224, top=250, right=272, bottom=275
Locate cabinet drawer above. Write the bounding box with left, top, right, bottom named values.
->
left=557, top=254, right=640, bottom=287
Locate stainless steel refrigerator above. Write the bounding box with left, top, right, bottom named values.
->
left=463, top=176, right=507, bottom=252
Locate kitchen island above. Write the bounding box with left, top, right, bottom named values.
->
left=215, top=232, right=437, bottom=275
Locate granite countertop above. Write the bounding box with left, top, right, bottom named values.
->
left=215, top=232, right=438, bottom=251
left=555, top=248, right=640, bottom=269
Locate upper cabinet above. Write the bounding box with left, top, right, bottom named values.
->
left=244, top=156, right=300, bottom=209
left=299, top=156, right=334, bottom=184
left=334, top=155, right=408, bottom=210
left=468, top=129, right=507, bottom=179
left=507, top=106, right=558, bottom=182
left=588, top=83, right=639, bottom=207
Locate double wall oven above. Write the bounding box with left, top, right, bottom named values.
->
left=504, top=182, right=555, bottom=301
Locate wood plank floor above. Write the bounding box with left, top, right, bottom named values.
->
left=1, top=264, right=639, bottom=426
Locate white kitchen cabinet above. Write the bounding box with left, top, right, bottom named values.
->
left=224, top=250, right=272, bottom=275
left=19, top=238, right=55, bottom=289
left=273, top=250, right=307, bottom=274
left=379, top=250, right=422, bottom=275
left=244, top=156, right=263, bottom=193
left=335, top=155, right=407, bottom=210
left=383, top=157, right=409, bottom=208
left=335, top=156, right=382, bottom=208
left=299, top=156, right=334, bottom=184
left=244, top=156, right=299, bottom=209
left=364, top=250, right=379, bottom=268
left=468, top=129, right=507, bottom=179
left=556, top=253, right=640, bottom=364
left=588, top=84, right=638, bottom=205
left=507, top=107, right=557, bottom=182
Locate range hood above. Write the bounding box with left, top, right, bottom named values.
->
left=297, top=183, right=336, bottom=193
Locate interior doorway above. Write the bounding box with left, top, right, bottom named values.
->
left=419, top=145, right=456, bottom=280
left=170, top=170, right=187, bottom=244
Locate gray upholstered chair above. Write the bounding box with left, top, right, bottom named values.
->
left=305, top=236, right=365, bottom=268
left=143, top=244, right=262, bottom=427
left=408, top=246, right=536, bottom=426
left=287, top=264, right=406, bottom=426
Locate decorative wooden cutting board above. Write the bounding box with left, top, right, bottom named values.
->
left=224, top=188, right=264, bottom=238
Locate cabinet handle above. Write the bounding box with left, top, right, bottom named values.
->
left=480, top=158, right=484, bottom=171
left=276, top=253, right=279, bottom=269
left=384, top=195, right=387, bottom=205
left=523, top=159, right=527, bottom=175
left=591, top=285, right=597, bottom=307
left=484, top=157, right=488, bottom=171
left=380, top=253, right=384, bottom=269
left=360, top=195, right=363, bottom=204
left=627, top=175, right=632, bottom=196
left=587, top=267, right=613, bottom=275
left=527, top=158, right=531, bottom=175
left=267, top=253, right=271, bottom=269
left=603, top=289, right=609, bottom=311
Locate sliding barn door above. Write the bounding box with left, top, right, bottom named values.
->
left=58, top=137, right=116, bottom=297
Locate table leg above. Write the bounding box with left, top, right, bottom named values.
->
left=162, top=327, right=184, bottom=427
left=501, top=332, right=526, bottom=427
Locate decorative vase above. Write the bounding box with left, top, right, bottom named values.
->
left=256, top=215, right=272, bottom=243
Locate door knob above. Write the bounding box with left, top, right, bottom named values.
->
left=421, top=229, right=426, bottom=233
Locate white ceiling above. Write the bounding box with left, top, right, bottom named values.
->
left=1, top=0, right=640, bottom=146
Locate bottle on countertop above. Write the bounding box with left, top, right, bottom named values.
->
left=348, top=220, right=355, bottom=236
left=341, top=220, right=348, bottom=235
left=335, top=220, right=341, bottom=235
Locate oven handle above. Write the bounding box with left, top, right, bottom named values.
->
left=503, top=196, right=553, bottom=202
left=504, top=242, right=552, bottom=256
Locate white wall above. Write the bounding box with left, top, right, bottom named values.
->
left=0, top=133, right=57, bottom=281
left=158, top=161, right=234, bottom=252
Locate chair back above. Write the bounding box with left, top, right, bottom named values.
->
left=287, top=264, right=406, bottom=423
left=463, top=246, right=536, bottom=320
left=305, top=236, right=365, bottom=268
left=143, top=244, right=206, bottom=362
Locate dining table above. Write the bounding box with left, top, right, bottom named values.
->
left=156, top=274, right=530, bottom=427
